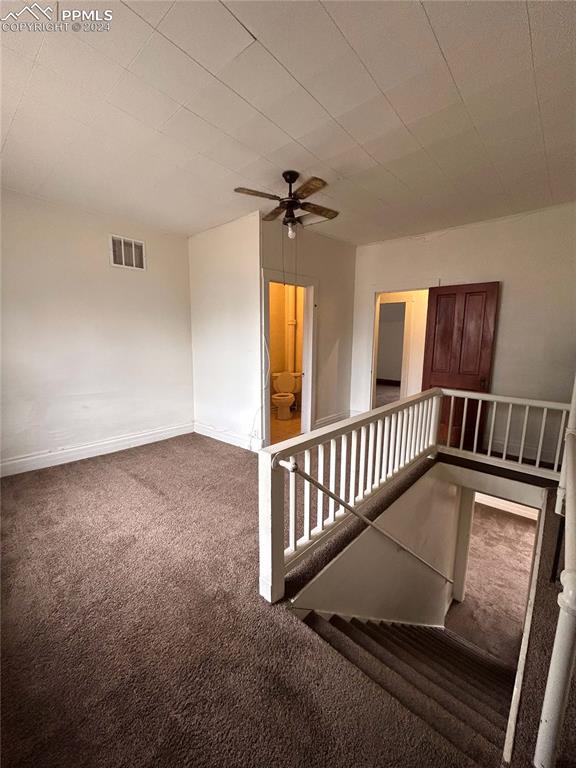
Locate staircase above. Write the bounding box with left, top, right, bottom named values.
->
left=305, top=612, right=516, bottom=768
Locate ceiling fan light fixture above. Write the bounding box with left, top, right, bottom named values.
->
left=287, top=221, right=296, bottom=240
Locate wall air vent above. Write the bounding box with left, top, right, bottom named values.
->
left=110, top=235, right=145, bottom=270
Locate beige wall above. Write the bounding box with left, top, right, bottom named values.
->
left=262, top=222, right=356, bottom=426
left=376, top=303, right=405, bottom=381
left=188, top=212, right=261, bottom=449
left=268, top=282, right=304, bottom=375
left=1, top=191, right=193, bottom=474
left=352, top=203, right=576, bottom=414
left=269, top=282, right=286, bottom=374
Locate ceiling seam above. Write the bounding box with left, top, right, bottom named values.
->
left=136, top=5, right=342, bottom=196
left=222, top=1, right=421, bottom=221
left=319, top=0, right=468, bottom=204
left=419, top=1, right=516, bottom=213
left=525, top=0, right=555, bottom=206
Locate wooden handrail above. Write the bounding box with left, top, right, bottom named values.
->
left=266, top=388, right=442, bottom=464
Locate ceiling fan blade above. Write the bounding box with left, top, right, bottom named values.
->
left=262, top=206, right=285, bottom=221
left=300, top=202, right=339, bottom=220
left=234, top=187, right=281, bottom=201
left=293, top=176, right=327, bottom=199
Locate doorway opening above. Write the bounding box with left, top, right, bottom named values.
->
left=267, top=282, right=309, bottom=445
left=374, top=302, right=405, bottom=407
left=371, top=290, right=429, bottom=409
left=446, top=492, right=539, bottom=667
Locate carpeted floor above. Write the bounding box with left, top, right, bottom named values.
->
left=375, top=384, right=400, bottom=407
left=2, top=435, right=574, bottom=768
left=1, top=435, right=480, bottom=768
left=445, top=504, right=536, bottom=667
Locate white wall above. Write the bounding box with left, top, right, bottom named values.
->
left=261, top=222, right=356, bottom=427
left=376, top=303, right=404, bottom=380
left=1, top=191, right=194, bottom=474
left=351, top=204, right=576, bottom=414
left=292, top=465, right=459, bottom=624
left=188, top=212, right=262, bottom=449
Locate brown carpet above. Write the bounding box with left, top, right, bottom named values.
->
left=2, top=435, right=574, bottom=768
left=445, top=504, right=536, bottom=667
left=2, top=435, right=480, bottom=768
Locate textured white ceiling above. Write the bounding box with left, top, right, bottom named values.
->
left=1, top=0, right=574, bottom=244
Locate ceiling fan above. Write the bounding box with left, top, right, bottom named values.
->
left=234, top=170, right=339, bottom=239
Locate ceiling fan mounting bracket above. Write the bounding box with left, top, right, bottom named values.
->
left=282, top=170, right=300, bottom=186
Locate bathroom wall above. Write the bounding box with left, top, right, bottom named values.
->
left=269, top=282, right=286, bottom=374
left=268, top=282, right=304, bottom=375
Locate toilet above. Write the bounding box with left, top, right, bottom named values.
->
left=272, top=372, right=301, bottom=420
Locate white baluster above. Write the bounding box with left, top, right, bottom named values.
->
left=374, top=419, right=383, bottom=489
left=358, top=425, right=367, bottom=501
left=339, top=433, right=348, bottom=516
left=487, top=402, right=497, bottom=456
left=502, top=402, right=513, bottom=460
left=315, top=443, right=324, bottom=532
left=328, top=438, right=336, bottom=523
left=394, top=411, right=402, bottom=472
left=303, top=449, right=311, bottom=540
left=447, top=396, right=455, bottom=447
left=400, top=408, right=408, bottom=467
left=473, top=400, right=482, bottom=454
left=366, top=422, right=375, bottom=495
left=349, top=429, right=357, bottom=506
left=554, top=411, right=567, bottom=472
left=382, top=416, right=390, bottom=480
left=459, top=398, right=469, bottom=451
left=518, top=405, right=529, bottom=464
left=289, top=454, right=296, bottom=552
left=416, top=401, right=424, bottom=454
left=536, top=408, right=548, bottom=468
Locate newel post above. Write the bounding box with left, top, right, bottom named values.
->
left=534, top=374, right=576, bottom=768
left=258, top=450, right=285, bottom=603
left=431, top=392, right=442, bottom=449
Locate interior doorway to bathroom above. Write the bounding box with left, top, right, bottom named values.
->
left=262, top=273, right=315, bottom=447
left=269, top=283, right=305, bottom=444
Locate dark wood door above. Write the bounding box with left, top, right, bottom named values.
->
left=422, top=282, right=499, bottom=447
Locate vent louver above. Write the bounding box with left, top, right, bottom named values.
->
left=110, top=235, right=145, bottom=270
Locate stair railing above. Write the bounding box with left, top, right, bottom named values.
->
left=259, top=388, right=442, bottom=602
left=278, top=457, right=452, bottom=584
left=259, top=386, right=571, bottom=603
left=534, top=377, right=576, bottom=768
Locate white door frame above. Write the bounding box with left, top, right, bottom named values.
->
left=371, top=292, right=414, bottom=409
left=261, top=269, right=318, bottom=447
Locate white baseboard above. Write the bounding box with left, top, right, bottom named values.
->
left=474, top=492, right=539, bottom=520
left=193, top=421, right=263, bottom=452
left=313, top=411, right=350, bottom=429
left=1, top=422, right=195, bottom=477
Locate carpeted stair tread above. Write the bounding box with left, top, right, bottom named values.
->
left=363, top=621, right=509, bottom=731
left=306, top=612, right=502, bottom=768
left=382, top=624, right=511, bottom=709
left=346, top=618, right=506, bottom=748
left=389, top=624, right=514, bottom=702
left=398, top=624, right=515, bottom=689
left=424, top=626, right=516, bottom=679
left=370, top=622, right=511, bottom=718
